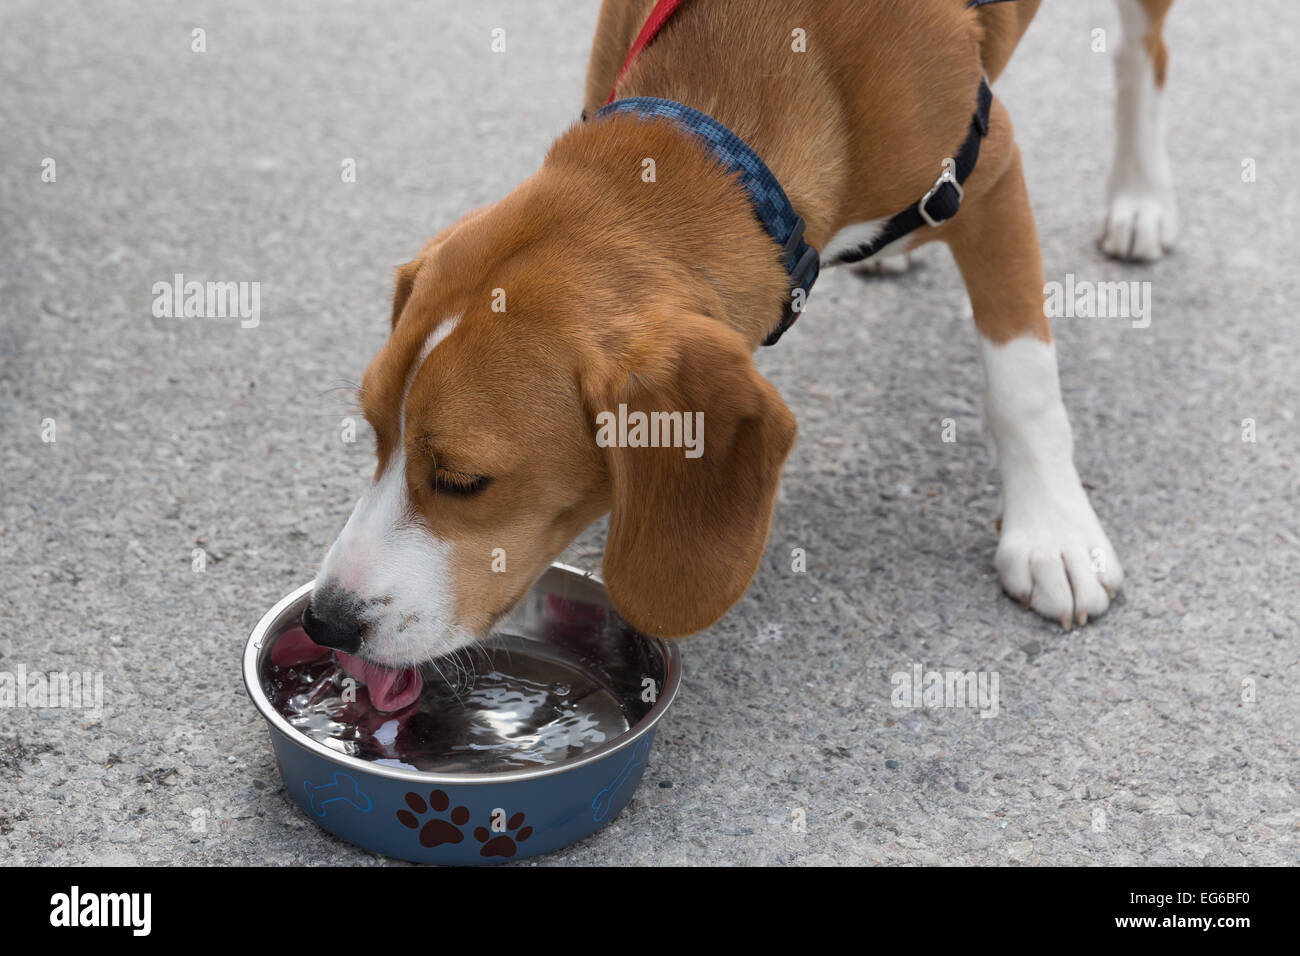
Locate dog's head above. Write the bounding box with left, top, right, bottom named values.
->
left=303, top=188, right=796, bottom=668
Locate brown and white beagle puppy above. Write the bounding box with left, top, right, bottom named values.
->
left=301, top=0, right=1177, bottom=669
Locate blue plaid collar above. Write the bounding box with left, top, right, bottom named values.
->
left=594, top=97, right=820, bottom=346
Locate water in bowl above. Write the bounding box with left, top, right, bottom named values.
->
left=265, top=635, right=632, bottom=773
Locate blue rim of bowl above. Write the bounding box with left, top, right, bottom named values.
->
left=241, top=565, right=682, bottom=786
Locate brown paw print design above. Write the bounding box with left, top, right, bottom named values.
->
left=474, top=812, right=533, bottom=858
left=396, top=789, right=470, bottom=847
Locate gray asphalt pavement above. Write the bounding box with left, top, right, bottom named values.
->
left=1, top=0, right=1296, bottom=865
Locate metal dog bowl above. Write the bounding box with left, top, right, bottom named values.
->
left=243, top=563, right=681, bottom=863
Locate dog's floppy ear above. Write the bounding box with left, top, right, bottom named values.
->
left=390, top=260, right=419, bottom=331
left=591, top=313, right=796, bottom=638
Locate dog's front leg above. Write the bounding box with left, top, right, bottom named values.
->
left=945, top=146, right=1123, bottom=629
left=1101, top=0, right=1177, bottom=261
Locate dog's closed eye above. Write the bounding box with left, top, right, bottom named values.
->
left=430, top=468, right=491, bottom=497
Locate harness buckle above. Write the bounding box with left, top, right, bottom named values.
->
left=918, top=157, right=963, bottom=228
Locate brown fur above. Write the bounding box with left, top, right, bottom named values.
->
left=594, top=312, right=796, bottom=635
left=353, top=0, right=1171, bottom=639
left=1138, top=0, right=1174, bottom=87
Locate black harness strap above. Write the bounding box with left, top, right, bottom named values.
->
left=832, top=0, right=1009, bottom=267
left=588, top=0, right=1013, bottom=344
left=832, top=77, right=993, bottom=266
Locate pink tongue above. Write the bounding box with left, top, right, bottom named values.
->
left=334, top=650, right=423, bottom=713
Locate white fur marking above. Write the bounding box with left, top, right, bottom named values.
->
left=824, top=219, right=920, bottom=274
left=980, top=337, right=1123, bottom=627
left=822, top=219, right=889, bottom=264
left=314, top=314, right=475, bottom=665
left=400, top=315, right=460, bottom=430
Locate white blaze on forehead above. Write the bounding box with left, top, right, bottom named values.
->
left=314, top=315, right=473, bottom=665
left=400, top=315, right=461, bottom=430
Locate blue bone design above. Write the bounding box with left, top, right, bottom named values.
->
left=304, top=771, right=373, bottom=817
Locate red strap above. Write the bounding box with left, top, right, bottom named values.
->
left=606, top=0, right=689, bottom=104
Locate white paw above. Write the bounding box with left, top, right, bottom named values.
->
left=1100, top=187, right=1178, bottom=262
left=850, top=250, right=913, bottom=276
left=995, top=490, right=1123, bottom=630
left=980, top=338, right=1125, bottom=630
left=1103, top=18, right=1177, bottom=263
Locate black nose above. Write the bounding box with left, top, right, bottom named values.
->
left=301, top=589, right=364, bottom=654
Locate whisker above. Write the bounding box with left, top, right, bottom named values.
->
left=427, top=655, right=456, bottom=698
left=468, top=640, right=493, bottom=678
left=313, top=379, right=369, bottom=416
left=318, top=378, right=365, bottom=400
left=445, top=648, right=470, bottom=693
